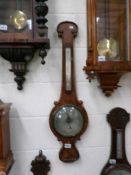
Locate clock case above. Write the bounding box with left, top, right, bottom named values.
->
left=0, top=101, right=13, bottom=174
left=49, top=21, right=88, bottom=162
left=0, top=0, right=50, bottom=90
left=101, top=108, right=131, bottom=175
left=83, top=0, right=131, bottom=96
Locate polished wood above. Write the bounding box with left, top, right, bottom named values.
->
left=101, top=107, right=131, bottom=174
left=84, top=0, right=131, bottom=96
left=49, top=21, right=88, bottom=162
left=0, top=101, right=13, bottom=173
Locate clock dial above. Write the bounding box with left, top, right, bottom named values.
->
left=54, top=105, right=83, bottom=137
left=11, top=10, right=27, bottom=30
left=97, top=38, right=119, bottom=60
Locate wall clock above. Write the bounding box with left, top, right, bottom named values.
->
left=0, top=0, right=49, bottom=90
left=101, top=107, right=131, bottom=175
left=83, top=0, right=131, bottom=96
left=49, top=21, right=88, bottom=162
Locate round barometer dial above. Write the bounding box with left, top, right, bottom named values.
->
left=53, top=105, right=84, bottom=137
left=97, top=38, right=118, bottom=59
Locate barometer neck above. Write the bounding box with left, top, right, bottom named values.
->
left=57, top=21, right=78, bottom=100
left=110, top=129, right=127, bottom=162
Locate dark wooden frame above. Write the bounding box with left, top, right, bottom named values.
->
left=83, top=0, right=131, bottom=96
left=101, top=108, right=131, bottom=174
left=49, top=21, right=88, bottom=162
left=0, top=0, right=50, bottom=90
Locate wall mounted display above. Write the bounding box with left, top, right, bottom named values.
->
left=0, top=0, right=50, bottom=90
left=31, top=150, right=50, bottom=175
left=49, top=21, right=88, bottom=162
left=83, top=0, right=131, bottom=96
left=101, top=107, right=131, bottom=175
left=0, top=100, right=13, bottom=174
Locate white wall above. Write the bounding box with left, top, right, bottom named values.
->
left=0, top=0, right=131, bottom=175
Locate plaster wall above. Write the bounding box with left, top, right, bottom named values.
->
left=0, top=0, right=131, bottom=175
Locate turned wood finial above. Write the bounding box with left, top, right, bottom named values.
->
left=31, top=150, right=50, bottom=175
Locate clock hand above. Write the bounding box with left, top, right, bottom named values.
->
left=66, top=114, right=72, bottom=129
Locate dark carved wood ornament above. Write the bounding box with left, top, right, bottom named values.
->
left=31, top=150, right=50, bottom=175
left=49, top=21, right=88, bottom=162
left=0, top=0, right=50, bottom=90
left=84, top=0, right=131, bottom=96
left=101, top=107, right=131, bottom=175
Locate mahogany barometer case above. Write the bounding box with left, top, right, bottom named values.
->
left=49, top=21, right=88, bottom=162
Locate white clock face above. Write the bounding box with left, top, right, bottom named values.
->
left=53, top=105, right=84, bottom=137
left=108, top=169, right=131, bottom=175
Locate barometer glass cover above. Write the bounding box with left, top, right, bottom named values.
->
left=53, top=105, right=84, bottom=137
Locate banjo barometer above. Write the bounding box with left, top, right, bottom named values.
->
left=101, top=107, right=131, bottom=175
left=49, top=21, right=88, bottom=162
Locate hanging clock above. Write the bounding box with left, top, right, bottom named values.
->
left=101, top=107, right=131, bottom=175
left=49, top=21, right=88, bottom=162
left=0, top=0, right=49, bottom=90
left=83, top=0, right=131, bottom=96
